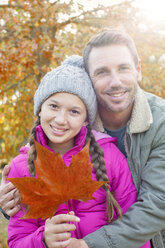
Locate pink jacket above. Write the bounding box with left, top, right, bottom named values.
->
left=7, top=126, right=150, bottom=248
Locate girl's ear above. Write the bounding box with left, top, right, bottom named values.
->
left=83, top=121, right=89, bottom=127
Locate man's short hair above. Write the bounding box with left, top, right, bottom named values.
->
left=83, top=28, right=139, bottom=74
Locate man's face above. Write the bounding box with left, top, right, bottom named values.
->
left=88, top=44, right=141, bottom=114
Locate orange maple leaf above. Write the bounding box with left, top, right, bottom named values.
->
left=8, top=140, right=107, bottom=219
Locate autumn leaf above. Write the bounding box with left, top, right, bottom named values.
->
left=8, top=140, right=107, bottom=219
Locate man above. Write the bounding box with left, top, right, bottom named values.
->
left=1, top=29, right=165, bottom=248
left=69, top=29, right=165, bottom=248
left=82, top=29, right=165, bottom=248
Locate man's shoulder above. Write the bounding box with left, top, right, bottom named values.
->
left=129, top=88, right=165, bottom=134
left=145, top=91, right=165, bottom=110
left=143, top=91, right=165, bottom=132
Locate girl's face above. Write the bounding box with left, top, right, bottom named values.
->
left=39, top=92, right=88, bottom=154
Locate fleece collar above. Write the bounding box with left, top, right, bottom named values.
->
left=128, top=86, right=153, bottom=133
left=93, top=86, right=153, bottom=134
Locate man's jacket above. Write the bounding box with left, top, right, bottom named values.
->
left=85, top=87, right=165, bottom=248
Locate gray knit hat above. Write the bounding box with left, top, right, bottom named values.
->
left=34, top=55, right=97, bottom=125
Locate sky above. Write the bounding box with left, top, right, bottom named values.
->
left=131, top=0, right=165, bottom=21
left=1, top=0, right=165, bottom=22
left=81, top=0, right=165, bottom=22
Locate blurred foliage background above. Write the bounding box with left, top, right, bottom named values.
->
left=0, top=0, right=165, bottom=166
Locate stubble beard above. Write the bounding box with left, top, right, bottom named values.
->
left=97, top=85, right=138, bottom=114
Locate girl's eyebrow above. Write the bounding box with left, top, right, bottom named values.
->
left=48, top=99, right=59, bottom=104
left=68, top=105, right=83, bottom=111
left=71, top=106, right=82, bottom=110
left=48, top=99, right=83, bottom=110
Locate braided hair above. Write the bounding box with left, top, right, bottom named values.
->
left=27, top=116, right=40, bottom=177
left=86, top=125, right=122, bottom=223
left=27, top=118, right=122, bottom=222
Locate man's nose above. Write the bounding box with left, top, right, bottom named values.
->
left=108, top=71, right=121, bottom=87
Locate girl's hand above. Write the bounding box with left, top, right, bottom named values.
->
left=0, top=165, right=21, bottom=216
left=67, top=238, right=89, bottom=248
left=44, top=212, right=80, bottom=248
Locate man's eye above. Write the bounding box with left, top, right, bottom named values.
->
left=97, top=70, right=105, bottom=75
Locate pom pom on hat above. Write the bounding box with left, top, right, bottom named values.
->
left=62, top=55, right=84, bottom=68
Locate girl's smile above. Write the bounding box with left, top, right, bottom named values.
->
left=50, top=124, right=68, bottom=136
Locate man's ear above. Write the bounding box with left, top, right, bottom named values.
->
left=137, top=60, right=142, bottom=82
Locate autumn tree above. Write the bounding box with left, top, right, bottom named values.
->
left=0, top=0, right=165, bottom=163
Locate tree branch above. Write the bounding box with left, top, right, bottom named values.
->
left=0, top=4, right=24, bottom=8
left=56, top=7, right=103, bottom=29
left=3, top=74, right=31, bottom=92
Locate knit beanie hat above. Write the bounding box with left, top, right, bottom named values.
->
left=34, top=55, right=97, bottom=126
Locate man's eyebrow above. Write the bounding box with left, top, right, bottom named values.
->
left=119, top=63, right=132, bottom=67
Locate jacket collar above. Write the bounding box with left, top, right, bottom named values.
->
left=128, top=86, right=153, bottom=133
left=93, top=86, right=153, bottom=134
left=34, top=125, right=87, bottom=154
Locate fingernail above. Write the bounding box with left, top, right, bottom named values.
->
left=75, top=217, right=80, bottom=221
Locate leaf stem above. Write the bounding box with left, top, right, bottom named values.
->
left=66, top=201, right=70, bottom=224
left=66, top=201, right=69, bottom=213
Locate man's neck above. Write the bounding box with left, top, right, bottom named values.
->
left=99, top=105, right=133, bottom=131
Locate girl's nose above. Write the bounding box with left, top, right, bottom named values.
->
left=54, top=111, right=66, bottom=125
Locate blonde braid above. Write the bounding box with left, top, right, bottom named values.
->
left=86, top=126, right=122, bottom=223
left=27, top=116, right=40, bottom=177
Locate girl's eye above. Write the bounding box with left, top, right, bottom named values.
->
left=50, top=104, right=58, bottom=109
left=71, top=110, right=79, bottom=115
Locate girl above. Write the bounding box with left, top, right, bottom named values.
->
left=7, top=55, right=150, bottom=248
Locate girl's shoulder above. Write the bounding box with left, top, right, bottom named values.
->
left=92, top=130, right=130, bottom=183
left=92, top=129, right=117, bottom=144
left=8, top=145, right=30, bottom=178
left=92, top=129, right=126, bottom=165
